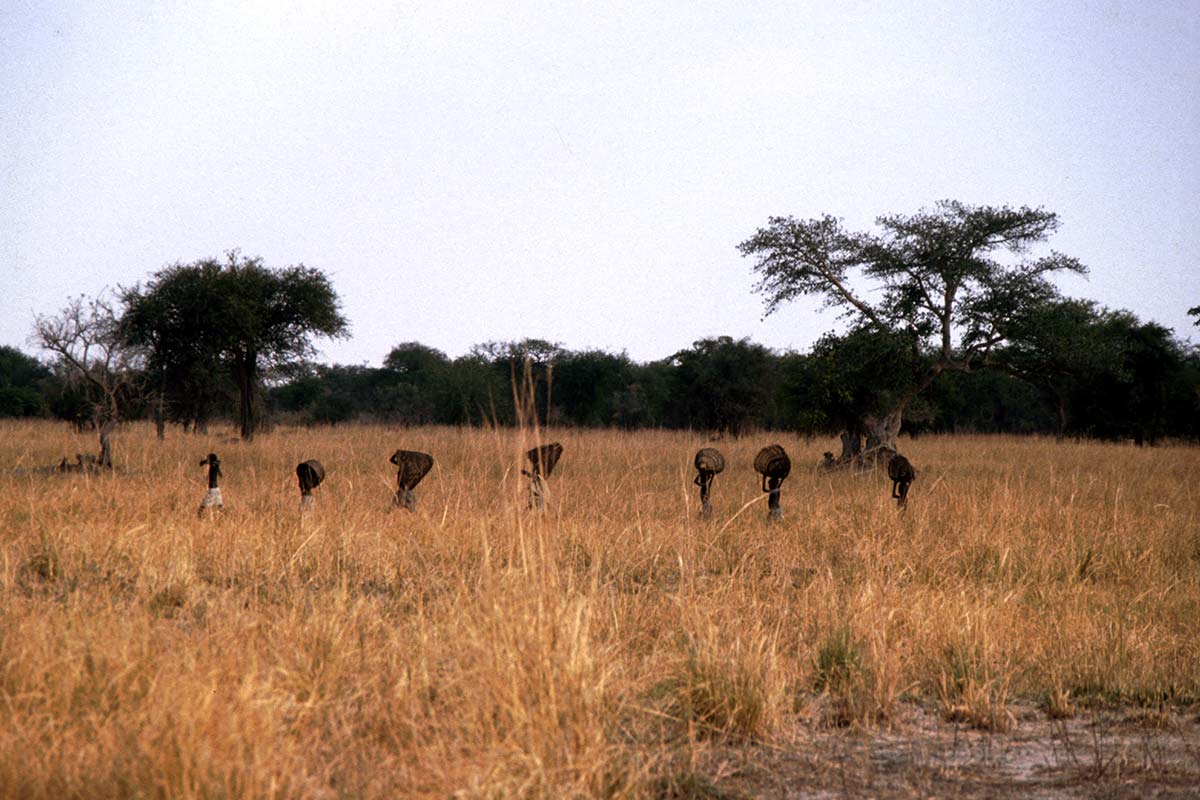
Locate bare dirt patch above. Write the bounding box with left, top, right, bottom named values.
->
left=709, top=703, right=1200, bottom=799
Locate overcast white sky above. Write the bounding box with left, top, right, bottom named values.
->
left=2, top=1, right=1197, bottom=366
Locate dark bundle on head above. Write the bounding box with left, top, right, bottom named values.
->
left=693, top=447, right=726, bottom=517
left=754, top=444, right=791, bottom=521
left=296, top=460, right=325, bottom=496
left=390, top=450, right=435, bottom=490
left=753, top=444, right=791, bottom=486
left=523, top=442, right=563, bottom=512
left=693, top=447, right=726, bottom=475
left=887, top=454, right=915, bottom=483
left=524, top=442, right=563, bottom=478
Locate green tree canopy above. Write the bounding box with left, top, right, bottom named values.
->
left=122, top=252, right=348, bottom=440
left=669, top=336, right=778, bottom=435
left=0, top=346, right=50, bottom=418
left=1070, top=315, right=1193, bottom=445
left=994, top=299, right=1126, bottom=438
left=791, top=326, right=926, bottom=455
left=383, top=342, right=451, bottom=376
left=738, top=200, right=1085, bottom=451
left=552, top=349, right=635, bottom=427
left=469, top=339, right=564, bottom=426
left=378, top=343, right=452, bottom=424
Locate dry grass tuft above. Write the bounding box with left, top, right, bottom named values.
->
left=937, top=635, right=1017, bottom=732
left=662, top=624, right=784, bottom=743
left=810, top=626, right=904, bottom=728
left=1044, top=681, right=1077, bottom=720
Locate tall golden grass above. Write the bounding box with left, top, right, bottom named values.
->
left=0, top=421, right=1197, bottom=797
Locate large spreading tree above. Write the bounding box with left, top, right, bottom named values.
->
left=121, top=252, right=348, bottom=440
left=738, top=200, right=1085, bottom=453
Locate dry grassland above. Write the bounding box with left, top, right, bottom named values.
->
left=1, top=421, right=1198, bottom=798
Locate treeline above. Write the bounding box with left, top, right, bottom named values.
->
left=266, top=324, right=1200, bottom=442
left=5, top=329, right=1199, bottom=443
left=5, top=320, right=1199, bottom=443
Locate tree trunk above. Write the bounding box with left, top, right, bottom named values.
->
left=239, top=378, right=254, bottom=440
left=865, top=364, right=947, bottom=457
left=839, top=428, right=863, bottom=460
left=1054, top=394, right=1067, bottom=442
left=863, top=409, right=902, bottom=453
left=154, top=394, right=165, bottom=441
left=236, top=354, right=257, bottom=441
left=98, top=420, right=114, bottom=469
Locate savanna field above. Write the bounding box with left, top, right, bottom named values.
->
left=1, top=421, right=1198, bottom=798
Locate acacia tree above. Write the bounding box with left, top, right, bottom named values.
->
left=122, top=252, right=348, bottom=440
left=738, top=200, right=1085, bottom=452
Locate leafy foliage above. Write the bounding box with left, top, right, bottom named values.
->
left=18, top=236, right=1196, bottom=442
left=668, top=337, right=778, bottom=435
left=0, top=346, right=50, bottom=418
left=792, top=326, right=925, bottom=435
left=1069, top=317, right=1198, bottom=444
left=738, top=201, right=1086, bottom=446
left=121, top=252, right=348, bottom=439
left=257, top=327, right=1200, bottom=443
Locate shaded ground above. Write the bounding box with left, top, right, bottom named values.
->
left=702, top=704, right=1200, bottom=799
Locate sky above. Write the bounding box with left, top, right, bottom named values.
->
left=2, top=0, right=1198, bottom=366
